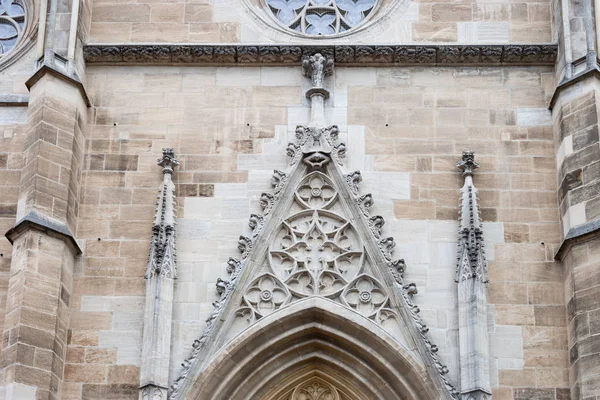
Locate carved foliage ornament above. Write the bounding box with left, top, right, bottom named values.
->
left=266, top=0, right=378, bottom=36
left=83, top=44, right=559, bottom=66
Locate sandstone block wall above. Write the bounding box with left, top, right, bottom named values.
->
left=88, top=0, right=552, bottom=44
left=553, top=83, right=600, bottom=399
left=563, top=239, right=600, bottom=399
left=556, top=91, right=600, bottom=236
left=0, top=124, right=25, bottom=347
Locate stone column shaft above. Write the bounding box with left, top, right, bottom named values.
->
left=0, top=71, right=87, bottom=400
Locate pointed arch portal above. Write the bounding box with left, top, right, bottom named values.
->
left=188, top=298, right=439, bottom=400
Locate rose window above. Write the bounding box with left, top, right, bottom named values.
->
left=266, top=0, right=378, bottom=36
left=0, top=0, right=25, bottom=57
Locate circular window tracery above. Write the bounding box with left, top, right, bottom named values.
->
left=266, top=0, right=378, bottom=36
left=0, top=0, right=25, bottom=58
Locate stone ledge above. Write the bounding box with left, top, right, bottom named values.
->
left=5, top=211, right=82, bottom=254
left=549, top=62, right=600, bottom=110
left=0, top=94, right=28, bottom=106
left=554, top=218, right=600, bottom=260
left=83, top=44, right=557, bottom=66
left=25, top=63, right=91, bottom=107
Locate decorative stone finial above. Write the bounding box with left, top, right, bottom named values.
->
left=301, top=53, right=334, bottom=128
left=158, top=148, right=180, bottom=175
left=146, top=148, right=178, bottom=279
left=456, top=151, right=479, bottom=176
left=302, top=53, right=334, bottom=91
left=455, top=152, right=487, bottom=283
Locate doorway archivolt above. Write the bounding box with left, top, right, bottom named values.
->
left=187, top=298, right=439, bottom=400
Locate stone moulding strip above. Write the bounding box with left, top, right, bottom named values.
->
left=554, top=218, right=600, bottom=260
left=0, top=94, right=29, bottom=106
left=548, top=62, right=600, bottom=110
left=83, top=44, right=558, bottom=66
left=5, top=211, right=82, bottom=254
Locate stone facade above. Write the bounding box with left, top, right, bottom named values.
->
left=0, top=0, right=598, bottom=399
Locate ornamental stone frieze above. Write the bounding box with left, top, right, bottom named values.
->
left=83, top=44, right=558, bottom=66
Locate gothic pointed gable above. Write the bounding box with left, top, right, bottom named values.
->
left=168, top=54, right=459, bottom=400
left=220, top=126, right=413, bottom=346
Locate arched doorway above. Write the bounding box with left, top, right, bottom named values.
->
left=187, top=298, right=442, bottom=400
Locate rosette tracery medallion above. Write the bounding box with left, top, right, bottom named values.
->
left=0, top=0, right=25, bottom=57
left=265, top=0, right=378, bottom=36
left=237, top=164, right=393, bottom=328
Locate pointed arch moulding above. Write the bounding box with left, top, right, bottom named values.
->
left=83, top=44, right=557, bottom=66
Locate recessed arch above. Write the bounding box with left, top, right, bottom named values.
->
left=261, top=367, right=367, bottom=400
left=187, top=298, right=441, bottom=400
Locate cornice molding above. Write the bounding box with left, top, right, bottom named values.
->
left=0, top=94, right=29, bottom=106
left=25, top=63, right=91, bottom=107
left=548, top=62, right=600, bottom=110
left=554, top=218, right=600, bottom=260
left=83, top=44, right=557, bottom=66
left=5, top=211, right=82, bottom=254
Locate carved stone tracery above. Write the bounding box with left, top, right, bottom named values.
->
left=288, top=378, right=340, bottom=400
left=266, top=0, right=378, bottom=37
